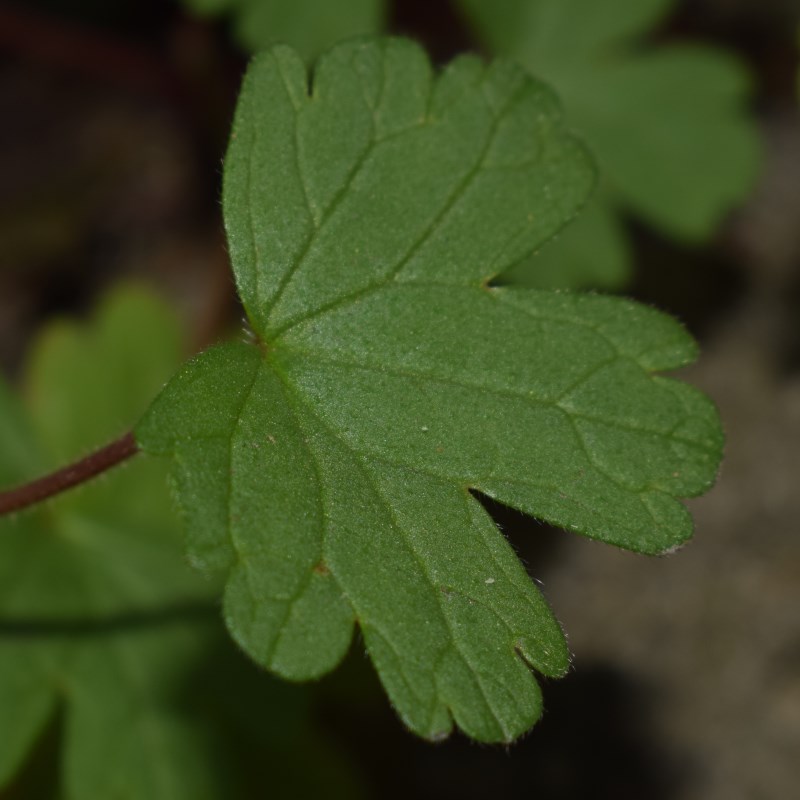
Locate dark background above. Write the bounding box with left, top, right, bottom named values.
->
left=1, top=1, right=799, bottom=798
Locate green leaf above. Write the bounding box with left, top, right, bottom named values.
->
left=0, top=288, right=357, bottom=798
left=456, top=0, right=760, bottom=289
left=182, top=0, right=384, bottom=61
left=136, top=39, right=723, bottom=743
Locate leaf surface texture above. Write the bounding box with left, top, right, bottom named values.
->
left=137, top=39, right=723, bottom=742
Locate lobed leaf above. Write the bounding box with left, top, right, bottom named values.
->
left=137, top=39, right=723, bottom=743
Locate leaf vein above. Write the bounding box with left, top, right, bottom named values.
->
left=272, top=80, right=532, bottom=336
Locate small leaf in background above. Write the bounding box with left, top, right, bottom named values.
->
left=0, top=288, right=361, bottom=799
left=510, top=185, right=630, bottom=291
left=0, top=288, right=215, bottom=798
left=137, top=39, right=723, bottom=743
left=455, top=0, right=760, bottom=289
left=181, top=0, right=384, bottom=61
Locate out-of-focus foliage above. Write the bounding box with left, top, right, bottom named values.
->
left=456, top=0, right=760, bottom=289
left=0, top=287, right=362, bottom=800
left=181, top=0, right=384, bottom=61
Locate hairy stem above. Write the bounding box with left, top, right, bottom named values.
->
left=0, top=433, right=139, bottom=516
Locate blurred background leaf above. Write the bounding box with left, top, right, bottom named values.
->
left=455, top=0, right=760, bottom=289
left=0, top=287, right=363, bottom=799
left=180, top=0, right=385, bottom=61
